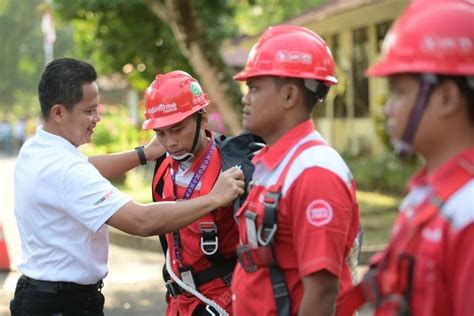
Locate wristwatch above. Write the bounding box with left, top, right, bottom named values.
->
left=134, top=146, right=147, bottom=165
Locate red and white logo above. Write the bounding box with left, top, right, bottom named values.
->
left=306, top=199, right=333, bottom=227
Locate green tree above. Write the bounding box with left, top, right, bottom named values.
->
left=0, top=0, right=73, bottom=117
left=54, top=0, right=324, bottom=134
left=55, top=0, right=243, bottom=134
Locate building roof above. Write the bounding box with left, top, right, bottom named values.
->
left=221, top=0, right=383, bottom=68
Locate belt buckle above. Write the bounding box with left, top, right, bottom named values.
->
left=199, top=222, right=218, bottom=255
left=236, top=245, right=257, bottom=272
left=165, top=280, right=180, bottom=298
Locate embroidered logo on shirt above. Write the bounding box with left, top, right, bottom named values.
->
left=422, top=227, right=442, bottom=243
left=94, top=190, right=113, bottom=206
left=306, top=199, right=333, bottom=227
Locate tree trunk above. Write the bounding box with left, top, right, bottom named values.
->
left=147, top=0, right=243, bottom=135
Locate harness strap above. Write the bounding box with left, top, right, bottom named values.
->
left=259, top=139, right=326, bottom=316
left=337, top=157, right=474, bottom=315
left=166, top=256, right=237, bottom=297
left=152, top=155, right=173, bottom=278
left=153, top=143, right=237, bottom=298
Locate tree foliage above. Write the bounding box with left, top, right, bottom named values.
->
left=234, top=0, right=326, bottom=37
left=0, top=0, right=74, bottom=117
left=55, top=0, right=237, bottom=91
left=53, top=0, right=325, bottom=134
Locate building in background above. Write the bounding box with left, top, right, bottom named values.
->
left=222, top=0, right=409, bottom=156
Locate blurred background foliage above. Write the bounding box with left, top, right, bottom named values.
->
left=0, top=0, right=324, bottom=115
left=0, top=0, right=418, bottom=197
left=0, top=0, right=420, bottom=246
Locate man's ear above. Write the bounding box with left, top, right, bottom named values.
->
left=200, top=110, right=209, bottom=129
left=49, top=104, right=65, bottom=123
left=282, top=84, right=300, bottom=109
left=436, top=80, right=462, bottom=118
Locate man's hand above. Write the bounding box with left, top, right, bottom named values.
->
left=144, top=135, right=166, bottom=161
left=210, top=167, right=245, bottom=207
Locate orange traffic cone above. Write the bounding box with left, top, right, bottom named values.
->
left=0, top=223, right=11, bottom=271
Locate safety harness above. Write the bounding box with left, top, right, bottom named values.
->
left=236, top=139, right=325, bottom=316
left=152, top=132, right=263, bottom=302
left=337, top=157, right=474, bottom=316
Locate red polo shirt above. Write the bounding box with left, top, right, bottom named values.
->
left=153, top=137, right=238, bottom=315
left=371, top=146, right=474, bottom=316
left=232, top=120, right=360, bottom=315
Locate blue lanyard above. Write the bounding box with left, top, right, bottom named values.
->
left=173, top=141, right=216, bottom=264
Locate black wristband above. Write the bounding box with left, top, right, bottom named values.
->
left=134, top=146, right=147, bottom=165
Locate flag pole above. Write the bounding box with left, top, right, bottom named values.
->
left=41, top=0, right=56, bottom=67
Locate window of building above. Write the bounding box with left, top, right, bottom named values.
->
left=376, top=21, right=393, bottom=53
left=352, top=27, right=369, bottom=117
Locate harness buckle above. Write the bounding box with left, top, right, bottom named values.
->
left=257, top=224, right=277, bottom=246
left=199, top=222, right=218, bottom=255
left=258, top=191, right=280, bottom=246
left=165, top=280, right=182, bottom=298
left=236, top=245, right=258, bottom=272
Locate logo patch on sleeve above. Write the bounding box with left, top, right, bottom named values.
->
left=306, top=199, right=333, bottom=227
left=94, top=190, right=113, bottom=206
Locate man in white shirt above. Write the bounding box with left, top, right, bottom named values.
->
left=10, top=58, right=244, bottom=316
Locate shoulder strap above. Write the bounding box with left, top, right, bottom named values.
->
left=262, top=139, right=326, bottom=316
left=151, top=155, right=173, bottom=278
left=152, top=155, right=173, bottom=202
left=261, top=139, right=326, bottom=242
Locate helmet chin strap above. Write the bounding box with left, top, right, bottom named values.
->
left=394, top=74, right=438, bottom=159
left=170, top=110, right=204, bottom=162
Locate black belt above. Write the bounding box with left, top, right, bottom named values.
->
left=21, top=275, right=103, bottom=293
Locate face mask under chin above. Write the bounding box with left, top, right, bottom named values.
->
left=170, top=152, right=195, bottom=162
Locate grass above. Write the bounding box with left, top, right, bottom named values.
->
left=119, top=170, right=401, bottom=247
left=357, top=191, right=400, bottom=246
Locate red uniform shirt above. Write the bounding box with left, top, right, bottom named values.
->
left=153, top=138, right=238, bottom=315
left=372, top=146, right=474, bottom=316
left=232, top=120, right=361, bottom=315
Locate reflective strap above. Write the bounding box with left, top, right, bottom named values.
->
left=245, top=211, right=259, bottom=248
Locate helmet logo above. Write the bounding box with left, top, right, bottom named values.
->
left=147, top=103, right=177, bottom=114
left=277, top=50, right=312, bottom=64
left=422, top=36, right=473, bottom=54
left=190, top=82, right=202, bottom=96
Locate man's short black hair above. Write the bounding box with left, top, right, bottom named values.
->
left=38, top=58, right=97, bottom=119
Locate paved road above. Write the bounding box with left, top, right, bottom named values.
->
left=0, top=155, right=168, bottom=315
left=0, top=245, right=167, bottom=316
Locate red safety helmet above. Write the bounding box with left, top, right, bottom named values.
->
left=367, top=0, right=474, bottom=77
left=234, top=25, right=338, bottom=85
left=142, top=71, right=210, bottom=130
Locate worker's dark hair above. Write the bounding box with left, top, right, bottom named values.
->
left=38, top=58, right=97, bottom=119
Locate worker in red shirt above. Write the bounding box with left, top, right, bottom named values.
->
left=337, top=1, right=474, bottom=315
left=142, top=71, right=258, bottom=316
left=231, top=25, right=361, bottom=316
